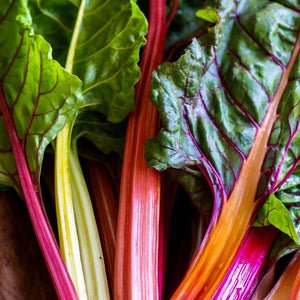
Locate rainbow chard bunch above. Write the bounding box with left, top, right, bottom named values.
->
left=3, top=0, right=300, bottom=299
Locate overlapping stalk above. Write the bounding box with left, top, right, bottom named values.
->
left=114, top=0, right=166, bottom=298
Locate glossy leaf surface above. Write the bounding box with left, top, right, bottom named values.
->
left=29, top=0, right=147, bottom=123
left=0, top=0, right=82, bottom=192
left=145, top=0, right=300, bottom=297
left=146, top=0, right=300, bottom=223
left=253, top=194, right=298, bottom=244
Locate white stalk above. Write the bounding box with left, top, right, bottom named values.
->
left=70, top=147, right=110, bottom=300
left=55, top=0, right=110, bottom=299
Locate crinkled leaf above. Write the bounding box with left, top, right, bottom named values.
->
left=146, top=0, right=300, bottom=220
left=29, top=0, right=147, bottom=123
left=253, top=193, right=298, bottom=244
left=0, top=0, right=82, bottom=192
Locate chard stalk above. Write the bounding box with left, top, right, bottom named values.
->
left=70, top=148, right=110, bottom=300
left=290, top=264, right=300, bottom=300
left=86, top=161, right=118, bottom=295
left=264, top=250, right=300, bottom=300
left=0, top=90, right=78, bottom=300
left=55, top=0, right=110, bottom=298
left=171, top=28, right=300, bottom=300
left=55, top=122, right=87, bottom=299
left=212, top=227, right=277, bottom=300
left=114, top=0, right=166, bottom=298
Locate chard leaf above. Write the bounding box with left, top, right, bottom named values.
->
left=29, top=0, right=147, bottom=123
left=146, top=0, right=300, bottom=215
left=168, top=168, right=213, bottom=214
left=253, top=193, right=298, bottom=244
left=267, top=184, right=300, bottom=258
left=28, top=0, right=78, bottom=64
left=0, top=0, right=82, bottom=192
left=196, top=9, right=220, bottom=24
left=145, top=1, right=300, bottom=294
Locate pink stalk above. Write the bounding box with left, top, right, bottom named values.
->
left=114, top=0, right=167, bottom=298
left=0, top=90, right=78, bottom=300
left=86, top=161, right=118, bottom=296
left=212, top=226, right=278, bottom=300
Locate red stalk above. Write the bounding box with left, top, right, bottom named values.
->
left=86, top=161, right=118, bottom=296
left=212, top=227, right=278, bottom=300
left=114, top=0, right=167, bottom=298
left=0, top=89, right=78, bottom=300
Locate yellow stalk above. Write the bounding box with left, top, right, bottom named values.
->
left=55, top=0, right=110, bottom=298
left=55, top=122, right=88, bottom=300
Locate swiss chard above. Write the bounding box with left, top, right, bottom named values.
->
left=0, top=0, right=82, bottom=298
left=28, top=0, right=147, bottom=298
left=145, top=0, right=300, bottom=298
left=114, top=0, right=166, bottom=299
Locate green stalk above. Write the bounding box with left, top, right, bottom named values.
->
left=55, top=0, right=110, bottom=298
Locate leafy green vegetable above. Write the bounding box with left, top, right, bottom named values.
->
left=28, top=0, right=147, bottom=298
left=72, top=111, right=126, bottom=158
left=29, top=0, right=147, bottom=123
left=145, top=0, right=300, bottom=297
left=166, top=0, right=207, bottom=54
left=0, top=0, right=83, bottom=299
left=0, top=0, right=82, bottom=192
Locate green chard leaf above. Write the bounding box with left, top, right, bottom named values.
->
left=266, top=182, right=300, bottom=258
left=72, top=110, right=126, bottom=157
left=196, top=8, right=220, bottom=24
left=0, top=0, right=82, bottom=192
left=28, top=0, right=78, bottom=65
left=29, top=0, right=147, bottom=122
left=29, top=0, right=147, bottom=157
left=253, top=193, right=298, bottom=244
left=146, top=0, right=300, bottom=255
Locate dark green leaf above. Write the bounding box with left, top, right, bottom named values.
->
left=72, top=111, right=126, bottom=158
left=146, top=0, right=300, bottom=222
left=166, top=0, right=207, bottom=54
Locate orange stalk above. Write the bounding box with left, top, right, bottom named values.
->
left=289, top=252, right=300, bottom=300
left=263, top=251, right=300, bottom=300
left=171, top=29, right=300, bottom=300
